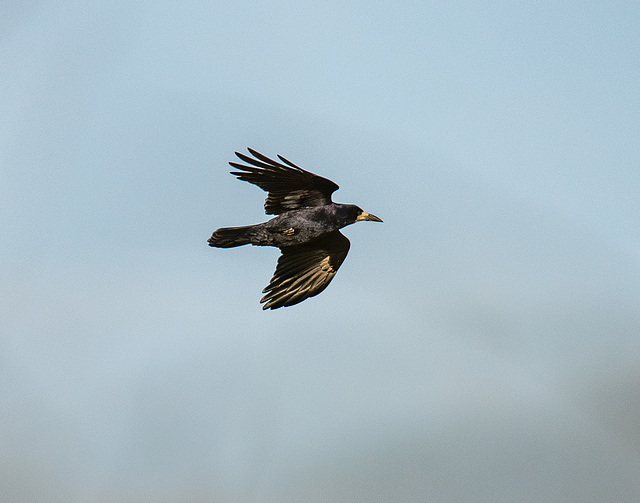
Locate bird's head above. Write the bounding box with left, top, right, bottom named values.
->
left=337, top=204, right=383, bottom=225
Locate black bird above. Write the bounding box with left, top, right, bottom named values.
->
left=208, top=148, right=382, bottom=310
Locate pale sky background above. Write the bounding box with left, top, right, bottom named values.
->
left=2, top=1, right=640, bottom=501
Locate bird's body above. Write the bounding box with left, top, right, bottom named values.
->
left=208, top=149, right=382, bottom=310
left=210, top=204, right=360, bottom=248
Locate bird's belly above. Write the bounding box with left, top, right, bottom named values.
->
left=265, top=220, right=335, bottom=247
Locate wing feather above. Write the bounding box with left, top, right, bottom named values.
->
left=229, top=148, right=339, bottom=214
left=260, top=231, right=351, bottom=310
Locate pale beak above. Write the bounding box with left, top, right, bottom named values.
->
left=356, top=211, right=383, bottom=222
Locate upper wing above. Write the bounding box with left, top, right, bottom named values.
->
left=260, top=231, right=350, bottom=310
left=229, top=148, right=339, bottom=215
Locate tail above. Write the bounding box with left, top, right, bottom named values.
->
left=208, top=225, right=255, bottom=248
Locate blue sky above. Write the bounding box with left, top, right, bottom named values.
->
left=2, top=1, right=640, bottom=501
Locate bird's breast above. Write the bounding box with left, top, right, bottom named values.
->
left=265, top=207, right=341, bottom=247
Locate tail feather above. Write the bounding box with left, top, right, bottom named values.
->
left=208, top=225, right=254, bottom=248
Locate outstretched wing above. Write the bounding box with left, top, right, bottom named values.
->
left=230, top=148, right=339, bottom=215
left=260, top=231, right=350, bottom=310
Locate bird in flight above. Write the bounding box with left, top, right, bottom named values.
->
left=208, top=148, right=382, bottom=310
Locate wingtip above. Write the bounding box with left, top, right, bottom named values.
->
left=277, top=153, right=304, bottom=170
left=233, top=149, right=255, bottom=162
left=261, top=299, right=277, bottom=310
